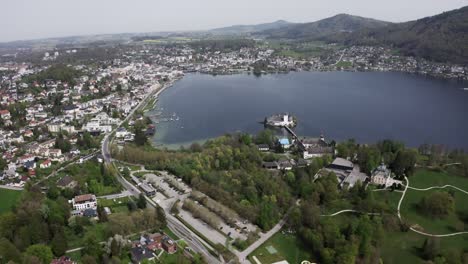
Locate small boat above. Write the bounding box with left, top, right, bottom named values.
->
left=463, top=88, right=468, bottom=91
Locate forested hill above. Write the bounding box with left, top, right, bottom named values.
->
left=259, top=6, right=468, bottom=65
left=335, top=5, right=468, bottom=64
left=257, top=14, right=391, bottom=40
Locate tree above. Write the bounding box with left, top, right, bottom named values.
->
left=421, top=238, right=440, bottom=260
left=134, top=123, right=148, bottom=146
left=81, top=255, right=98, bottom=264
left=47, top=186, right=60, bottom=200
left=127, top=200, right=137, bottom=212
left=391, top=149, right=417, bottom=177
left=51, top=231, right=67, bottom=257
left=419, top=191, right=455, bottom=218
left=0, top=157, right=6, bottom=171
left=25, top=244, right=53, bottom=264
left=83, top=235, right=102, bottom=259
left=0, top=238, right=22, bottom=263
left=137, top=194, right=147, bottom=209
left=97, top=205, right=108, bottom=222
left=110, top=239, right=120, bottom=257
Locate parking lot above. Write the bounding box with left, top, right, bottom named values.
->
left=144, top=170, right=258, bottom=245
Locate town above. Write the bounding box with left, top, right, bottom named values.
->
left=0, top=34, right=467, bottom=264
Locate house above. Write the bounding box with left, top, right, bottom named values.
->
left=96, top=154, right=104, bottom=163
left=130, top=246, right=156, bottom=264
left=47, top=122, right=64, bottom=133
left=40, top=159, right=52, bottom=169
left=371, top=164, right=402, bottom=188
left=262, top=161, right=279, bottom=170
left=0, top=109, right=11, bottom=120
left=70, top=194, right=97, bottom=211
left=278, top=160, right=293, bottom=170
left=257, top=144, right=270, bottom=152
left=278, top=138, right=291, bottom=149
left=316, top=158, right=368, bottom=189
left=115, top=127, right=129, bottom=138
left=63, top=105, right=79, bottom=115
left=83, top=208, right=98, bottom=218
left=24, top=130, right=34, bottom=138
left=49, top=149, right=62, bottom=158
left=162, top=236, right=177, bottom=254
left=57, top=175, right=77, bottom=189
left=23, top=160, right=36, bottom=170
left=18, top=154, right=35, bottom=164
left=51, top=256, right=76, bottom=264
left=297, top=159, right=311, bottom=168
left=301, top=137, right=334, bottom=159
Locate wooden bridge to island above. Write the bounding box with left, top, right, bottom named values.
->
left=283, top=125, right=306, bottom=150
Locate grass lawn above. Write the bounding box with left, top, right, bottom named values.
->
left=336, top=61, right=353, bottom=68
left=400, top=189, right=467, bottom=234
left=410, top=168, right=468, bottom=189
left=248, top=231, right=313, bottom=264
left=381, top=229, right=468, bottom=263
left=0, top=189, right=22, bottom=214
left=157, top=250, right=188, bottom=264
left=397, top=168, right=468, bottom=234
left=372, top=190, right=403, bottom=212
left=98, top=197, right=132, bottom=213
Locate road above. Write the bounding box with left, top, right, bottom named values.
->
left=100, top=81, right=221, bottom=263
left=97, top=190, right=132, bottom=200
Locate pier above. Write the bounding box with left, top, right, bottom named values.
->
left=283, top=125, right=305, bottom=150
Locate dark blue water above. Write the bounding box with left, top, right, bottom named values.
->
left=150, top=72, right=468, bottom=149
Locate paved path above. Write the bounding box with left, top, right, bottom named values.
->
left=407, top=185, right=468, bottom=195
left=97, top=190, right=132, bottom=200
left=0, top=185, right=23, bottom=191
left=236, top=216, right=287, bottom=263
left=320, top=209, right=381, bottom=217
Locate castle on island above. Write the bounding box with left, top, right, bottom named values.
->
left=265, top=113, right=296, bottom=128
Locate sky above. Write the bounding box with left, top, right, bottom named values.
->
left=1, top=0, right=467, bottom=42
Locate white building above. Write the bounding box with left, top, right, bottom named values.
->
left=70, top=194, right=97, bottom=211
left=266, top=113, right=295, bottom=127
left=371, top=164, right=402, bottom=188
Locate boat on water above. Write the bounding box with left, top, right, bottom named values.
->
left=463, top=88, right=468, bottom=91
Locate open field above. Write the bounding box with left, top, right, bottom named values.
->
left=398, top=168, right=468, bottom=234
left=410, top=168, right=468, bottom=189
left=0, top=189, right=22, bottom=214
left=401, top=188, right=467, bottom=234
left=381, top=229, right=468, bottom=263
left=248, top=231, right=313, bottom=264
left=98, top=196, right=133, bottom=213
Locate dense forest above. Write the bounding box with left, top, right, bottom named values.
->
left=113, top=131, right=468, bottom=263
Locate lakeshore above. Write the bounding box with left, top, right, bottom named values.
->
left=147, top=71, right=468, bottom=150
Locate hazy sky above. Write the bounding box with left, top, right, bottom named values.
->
left=1, top=0, right=467, bottom=42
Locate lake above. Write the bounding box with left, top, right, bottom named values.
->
left=148, top=71, right=468, bottom=150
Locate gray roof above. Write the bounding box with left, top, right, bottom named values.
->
left=331, top=158, right=354, bottom=168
